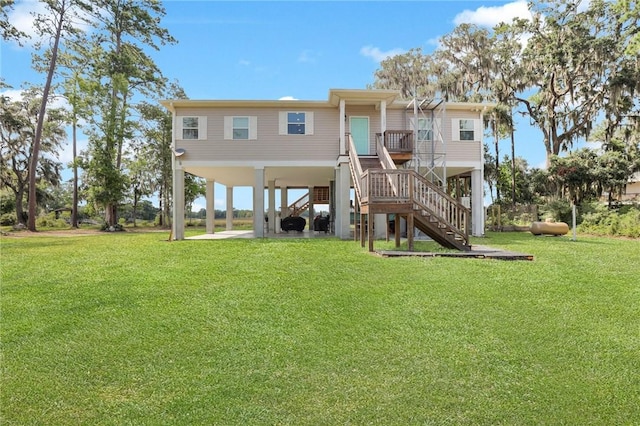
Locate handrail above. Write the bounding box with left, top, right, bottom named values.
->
left=375, top=134, right=396, bottom=171
left=411, top=172, right=469, bottom=242
left=361, top=168, right=469, bottom=242
left=347, top=134, right=363, bottom=206
left=289, top=192, right=309, bottom=216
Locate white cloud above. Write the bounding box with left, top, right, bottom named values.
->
left=238, top=59, right=251, bottom=66
left=359, top=45, right=405, bottom=63
left=6, top=0, right=93, bottom=48
left=298, top=49, right=320, bottom=63
left=453, top=0, right=532, bottom=27
left=278, top=96, right=298, bottom=101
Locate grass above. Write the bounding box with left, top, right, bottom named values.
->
left=1, top=231, right=639, bottom=425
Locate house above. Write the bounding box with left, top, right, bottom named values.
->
left=160, top=89, right=492, bottom=251
left=623, top=172, right=640, bottom=201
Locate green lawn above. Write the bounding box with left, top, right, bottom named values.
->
left=1, top=231, right=638, bottom=425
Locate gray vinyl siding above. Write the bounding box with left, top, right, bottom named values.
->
left=174, top=107, right=339, bottom=162
left=172, top=105, right=483, bottom=164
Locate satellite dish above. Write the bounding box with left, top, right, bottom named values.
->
left=174, top=148, right=186, bottom=157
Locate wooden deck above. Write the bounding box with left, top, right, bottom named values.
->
left=376, top=245, right=534, bottom=261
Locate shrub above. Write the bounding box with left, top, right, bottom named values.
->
left=0, top=213, right=17, bottom=226
left=578, top=204, right=640, bottom=238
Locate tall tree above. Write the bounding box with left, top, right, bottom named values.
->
left=508, top=0, right=632, bottom=165
left=0, top=0, right=27, bottom=44
left=26, top=0, right=89, bottom=231
left=81, top=0, right=176, bottom=226
left=0, top=89, right=65, bottom=225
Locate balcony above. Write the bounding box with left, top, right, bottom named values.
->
left=376, top=131, right=413, bottom=164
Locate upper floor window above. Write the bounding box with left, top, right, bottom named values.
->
left=178, top=116, right=207, bottom=140
left=288, top=112, right=305, bottom=134
left=452, top=118, right=480, bottom=142
left=418, top=118, right=433, bottom=141
left=182, top=117, right=199, bottom=139
left=233, top=117, right=249, bottom=139
left=279, top=111, right=314, bottom=135
left=459, top=119, right=475, bottom=141
left=224, top=116, right=257, bottom=140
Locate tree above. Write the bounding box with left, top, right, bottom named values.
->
left=137, top=82, right=187, bottom=228
left=184, top=173, right=205, bottom=223
left=507, top=0, right=635, bottom=165
left=371, top=48, right=438, bottom=99
left=27, top=0, right=90, bottom=231
left=0, top=89, right=65, bottom=225
left=80, top=0, right=176, bottom=226
left=0, top=0, right=27, bottom=44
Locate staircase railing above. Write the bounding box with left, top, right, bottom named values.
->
left=347, top=134, right=364, bottom=206
left=289, top=192, right=309, bottom=216
left=411, top=172, right=469, bottom=243
left=361, top=168, right=469, bottom=243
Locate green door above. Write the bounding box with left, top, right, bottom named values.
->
left=350, top=117, right=369, bottom=155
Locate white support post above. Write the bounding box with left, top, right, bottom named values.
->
left=471, top=168, right=484, bottom=236
left=380, top=100, right=387, bottom=134
left=172, top=167, right=185, bottom=240
left=308, top=186, right=314, bottom=234
left=281, top=186, right=288, bottom=224
left=339, top=99, right=346, bottom=155
left=338, top=163, right=351, bottom=239
left=226, top=186, right=233, bottom=231
left=268, top=180, right=276, bottom=234
left=253, top=167, right=265, bottom=237
left=206, top=180, right=215, bottom=234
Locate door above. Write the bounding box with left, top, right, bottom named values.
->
left=350, top=117, right=369, bottom=155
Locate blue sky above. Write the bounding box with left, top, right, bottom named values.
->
left=3, top=0, right=551, bottom=211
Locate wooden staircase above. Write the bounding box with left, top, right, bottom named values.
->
left=347, top=134, right=470, bottom=252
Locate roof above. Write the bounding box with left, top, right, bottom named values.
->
left=160, top=88, right=495, bottom=112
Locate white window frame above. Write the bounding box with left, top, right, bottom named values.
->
left=224, top=116, right=257, bottom=140
left=177, top=116, right=207, bottom=140
left=452, top=118, right=481, bottom=142
left=279, top=111, right=314, bottom=135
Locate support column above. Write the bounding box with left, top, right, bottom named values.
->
left=268, top=180, right=276, bottom=234
left=172, top=167, right=185, bottom=240
left=339, top=99, right=346, bottom=155
left=380, top=100, right=387, bottom=134
left=253, top=167, right=265, bottom=237
left=337, top=163, right=351, bottom=239
left=471, top=168, right=484, bottom=237
left=308, top=186, right=314, bottom=234
left=206, top=180, right=215, bottom=234
left=281, top=186, right=288, bottom=231
left=226, top=186, right=233, bottom=231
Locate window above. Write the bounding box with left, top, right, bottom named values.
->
left=182, top=117, right=199, bottom=140
left=459, top=119, right=475, bottom=141
left=224, top=116, right=257, bottom=140
left=279, top=111, right=314, bottom=135
left=417, top=118, right=433, bottom=141
left=178, top=116, right=207, bottom=140
left=288, top=112, right=305, bottom=134
left=233, top=117, right=249, bottom=140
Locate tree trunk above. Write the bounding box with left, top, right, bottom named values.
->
left=27, top=0, right=66, bottom=231
left=105, top=203, right=117, bottom=227
left=510, top=126, right=516, bottom=206
left=71, top=115, right=78, bottom=228
left=15, top=189, right=26, bottom=226
left=494, top=116, right=500, bottom=203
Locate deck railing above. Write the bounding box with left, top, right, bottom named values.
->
left=361, top=168, right=469, bottom=239
left=376, top=130, right=414, bottom=153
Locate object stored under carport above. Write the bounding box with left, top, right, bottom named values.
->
left=313, top=215, right=330, bottom=233
left=281, top=216, right=306, bottom=232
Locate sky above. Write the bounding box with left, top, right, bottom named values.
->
left=2, top=0, right=556, bottom=212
